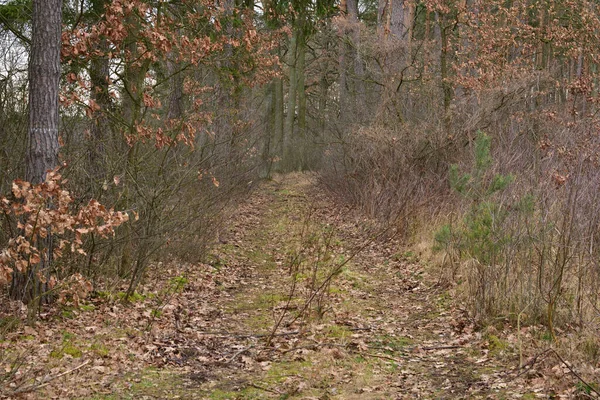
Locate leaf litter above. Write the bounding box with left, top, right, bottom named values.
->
left=0, top=172, right=596, bottom=399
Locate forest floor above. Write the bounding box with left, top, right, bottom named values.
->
left=1, top=173, right=594, bottom=399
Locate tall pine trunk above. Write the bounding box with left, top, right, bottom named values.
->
left=11, top=0, right=62, bottom=312
left=283, top=28, right=299, bottom=168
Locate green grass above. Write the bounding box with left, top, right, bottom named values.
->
left=50, top=342, right=83, bottom=359
left=90, top=343, right=110, bottom=357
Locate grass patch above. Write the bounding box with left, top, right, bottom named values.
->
left=370, top=335, right=413, bottom=355
left=324, top=324, right=352, bottom=340
left=90, top=343, right=110, bottom=357
left=80, top=304, right=95, bottom=312
left=117, top=291, right=146, bottom=302
left=486, top=334, right=508, bottom=355
left=50, top=342, right=83, bottom=359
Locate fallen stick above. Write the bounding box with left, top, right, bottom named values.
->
left=550, top=349, right=600, bottom=398
left=196, top=330, right=300, bottom=339
left=227, top=345, right=255, bottom=363
left=420, top=345, right=463, bottom=351
left=7, top=359, right=91, bottom=395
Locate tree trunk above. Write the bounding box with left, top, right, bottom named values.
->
left=283, top=28, right=298, bottom=168
left=347, top=0, right=365, bottom=121
left=261, top=81, right=276, bottom=178
left=26, top=0, right=61, bottom=184
left=296, top=37, right=307, bottom=169
left=338, top=0, right=351, bottom=126
left=274, top=76, right=284, bottom=157
left=88, top=0, right=110, bottom=184
left=438, top=11, right=452, bottom=131
left=11, top=0, right=62, bottom=309
left=120, top=10, right=150, bottom=283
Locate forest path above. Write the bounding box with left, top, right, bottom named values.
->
left=7, top=173, right=544, bottom=399
left=137, top=172, right=525, bottom=399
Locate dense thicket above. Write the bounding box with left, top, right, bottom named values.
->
left=1, top=0, right=600, bottom=351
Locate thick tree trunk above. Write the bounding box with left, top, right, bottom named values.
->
left=11, top=0, right=62, bottom=308
left=26, top=1, right=61, bottom=184
left=166, top=59, right=184, bottom=121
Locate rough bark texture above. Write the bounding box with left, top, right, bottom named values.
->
left=12, top=0, right=62, bottom=306
left=26, top=0, right=62, bottom=184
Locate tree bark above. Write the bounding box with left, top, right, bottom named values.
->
left=26, top=0, right=61, bottom=184
left=11, top=0, right=62, bottom=308
left=274, top=76, right=284, bottom=157
left=283, top=28, right=298, bottom=167
left=296, top=37, right=307, bottom=169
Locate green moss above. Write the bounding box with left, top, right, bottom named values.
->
left=168, top=275, right=188, bottom=293
left=50, top=342, right=82, bottom=359
left=436, top=291, right=452, bottom=309
left=486, top=334, right=508, bottom=355
left=370, top=335, right=413, bottom=354
left=90, top=343, right=110, bottom=357
left=265, top=359, right=312, bottom=384
left=325, top=325, right=352, bottom=339
left=151, top=309, right=163, bottom=318
left=341, top=268, right=371, bottom=291
left=234, top=292, right=287, bottom=312
left=328, top=285, right=344, bottom=295
left=208, top=388, right=263, bottom=399
left=95, top=291, right=112, bottom=299
left=80, top=304, right=95, bottom=312
left=117, top=291, right=145, bottom=302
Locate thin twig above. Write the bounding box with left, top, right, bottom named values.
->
left=510, top=349, right=552, bottom=379
left=550, top=349, right=600, bottom=397
left=196, top=330, right=300, bottom=339
left=8, top=360, right=91, bottom=395
left=420, top=345, right=463, bottom=351
left=227, top=345, right=255, bottom=364
left=247, top=383, right=283, bottom=395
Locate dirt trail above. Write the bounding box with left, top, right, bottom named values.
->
left=153, top=172, right=527, bottom=399
left=4, top=173, right=551, bottom=399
